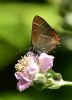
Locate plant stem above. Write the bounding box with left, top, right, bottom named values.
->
left=63, top=81, right=72, bottom=86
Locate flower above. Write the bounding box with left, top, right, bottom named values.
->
left=15, top=51, right=54, bottom=91
left=15, top=52, right=39, bottom=91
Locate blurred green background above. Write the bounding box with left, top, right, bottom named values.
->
left=0, top=0, right=72, bottom=100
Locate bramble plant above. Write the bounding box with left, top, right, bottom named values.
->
left=15, top=51, right=72, bottom=91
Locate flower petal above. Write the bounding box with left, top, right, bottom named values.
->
left=27, top=63, right=39, bottom=75
left=15, top=72, right=31, bottom=82
left=15, top=72, right=23, bottom=79
left=27, top=51, right=34, bottom=56
left=38, top=53, right=54, bottom=72
left=17, top=79, right=31, bottom=91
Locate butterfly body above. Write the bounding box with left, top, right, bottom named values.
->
left=32, top=16, right=60, bottom=54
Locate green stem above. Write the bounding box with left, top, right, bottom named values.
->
left=63, top=81, right=72, bottom=86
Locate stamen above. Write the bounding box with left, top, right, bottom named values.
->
left=15, top=55, right=36, bottom=72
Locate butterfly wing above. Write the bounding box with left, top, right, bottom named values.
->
left=32, top=16, right=60, bottom=53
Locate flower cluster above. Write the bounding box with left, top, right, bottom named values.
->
left=15, top=52, right=54, bottom=91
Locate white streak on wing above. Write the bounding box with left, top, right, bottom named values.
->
left=33, top=22, right=45, bottom=29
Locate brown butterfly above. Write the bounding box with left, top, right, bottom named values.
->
left=32, top=15, right=60, bottom=54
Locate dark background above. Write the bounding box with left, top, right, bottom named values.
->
left=0, top=0, right=72, bottom=100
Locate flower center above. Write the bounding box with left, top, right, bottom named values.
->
left=15, top=56, right=32, bottom=72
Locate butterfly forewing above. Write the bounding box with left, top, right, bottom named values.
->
left=32, top=16, right=60, bottom=53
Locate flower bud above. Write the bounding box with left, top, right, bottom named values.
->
left=33, top=73, right=46, bottom=90
left=47, top=78, right=64, bottom=89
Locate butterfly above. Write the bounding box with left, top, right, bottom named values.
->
left=31, top=15, right=60, bottom=54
